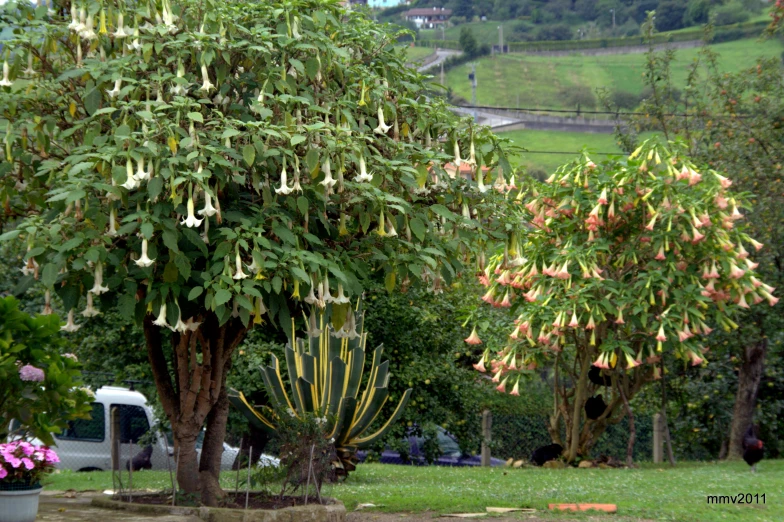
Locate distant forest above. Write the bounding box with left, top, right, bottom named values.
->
left=382, top=0, right=767, bottom=41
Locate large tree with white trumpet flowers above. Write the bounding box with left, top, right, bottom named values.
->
left=0, top=0, right=512, bottom=504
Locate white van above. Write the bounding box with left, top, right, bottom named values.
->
left=17, top=386, right=245, bottom=472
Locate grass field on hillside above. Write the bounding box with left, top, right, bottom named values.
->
left=500, top=129, right=635, bottom=174
left=45, top=461, right=784, bottom=521
left=445, top=38, right=784, bottom=111
left=419, top=20, right=519, bottom=46
left=403, top=45, right=436, bottom=63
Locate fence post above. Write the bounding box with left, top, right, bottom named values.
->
left=481, top=410, right=492, bottom=467
left=111, top=407, right=120, bottom=471
left=653, top=413, right=663, bottom=464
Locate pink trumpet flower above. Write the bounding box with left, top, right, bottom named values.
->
left=585, top=315, right=596, bottom=330
left=677, top=324, right=693, bottom=342
left=615, top=308, right=625, bottom=325
left=736, top=292, right=750, bottom=309
left=491, top=367, right=503, bottom=383
left=509, top=379, right=520, bottom=396
left=496, top=377, right=509, bottom=393
left=568, top=312, right=579, bottom=328
left=713, top=172, right=732, bottom=188
left=499, top=292, right=512, bottom=308
left=745, top=258, right=759, bottom=270
left=688, top=169, right=702, bottom=185
left=655, top=324, right=667, bottom=342
left=625, top=353, right=641, bottom=369
left=691, top=227, right=705, bottom=243
left=689, top=351, right=704, bottom=366
left=597, top=188, right=608, bottom=205
left=729, top=262, right=745, bottom=279
left=473, top=357, right=487, bottom=373
left=464, top=327, right=482, bottom=345
left=655, top=246, right=666, bottom=261
left=748, top=238, right=764, bottom=251
left=593, top=353, right=610, bottom=370
left=759, top=289, right=778, bottom=306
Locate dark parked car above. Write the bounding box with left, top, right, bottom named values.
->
left=356, top=426, right=506, bottom=467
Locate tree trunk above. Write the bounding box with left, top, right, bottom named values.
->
left=233, top=424, right=272, bottom=470
left=200, top=376, right=230, bottom=507
left=727, top=340, right=767, bottom=460
left=143, top=313, right=248, bottom=506
left=566, top=353, right=591, bottom=463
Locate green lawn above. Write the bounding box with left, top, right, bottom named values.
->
left=445, top=38, right=784, bottom=111
left=45, top=461, right=784, bottom=521
left=499, top=129, right=640, bottom=175
left=418, top=20, right=520, bottom=46
left=403, top=45, right=436, bottom=63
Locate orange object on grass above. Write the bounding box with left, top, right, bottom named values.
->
left=548, top=503, right=617, bottom=513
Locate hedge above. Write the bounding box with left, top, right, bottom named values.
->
left=414, top=20, right=769, bottom=54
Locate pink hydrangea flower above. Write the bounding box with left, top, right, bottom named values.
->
left=18, top=364, right=45, bottom=382
left=0, top=466, right=7, bottom=479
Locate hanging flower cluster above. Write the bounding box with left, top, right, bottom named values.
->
left=469, top=139, right=777, bottom=394
left=1, top=0, right=509, bottom=339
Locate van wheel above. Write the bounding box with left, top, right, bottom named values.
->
left=77, top=467, right=103, bottom=472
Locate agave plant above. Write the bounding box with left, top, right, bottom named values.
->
left=230, top=310, right=412, bottom=476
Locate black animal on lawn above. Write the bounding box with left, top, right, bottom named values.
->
left=585, top=394, right=607, bottom=420
left=531, top=443, right=563, bottom=466
left=126, top=445, right=153, bottom=471
left=742, top=425, right=764, bottom=472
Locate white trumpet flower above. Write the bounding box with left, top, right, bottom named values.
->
left=135, top=238, right=155, bottom=267
left=304, top=278, right=318, bottom=305
left=334, top=284, right=350, bottom=304
left=152, top=303, right=169, bottom=328
left=233, top=251, right=248, bottom=280
left=107, top=207, right=118, bottom=236
left=199, top=64, right=214, bottom=92
left=0, top=61, right=13, bottom=87
left=80, top=14, right=96, bottom=40
left=135, top=157, right=152, bottom=181
left=170, top=61, right=187, bottom=96
left=172, top=303, right=189, bottom=333
left=127, top=29, right=142, bottom=51
left=161, top=0, right=177, bottom=31
left=23, top=53, right=36, bottom=77
left=373, top=106, right=392, bottom=135
left=114, top=14, right=130, bottom=38
left=198, top=190, right=217, bottom=217
left=466, top=139, right=477, bottom=166
left=107, top=78, right=122, bottom=98
left=81, top=292, right=101, bottom=318
left=180, top=195, right=203, bottom=228
left=355, top=154, right=373, bottom=183
left=121, top=159, right=139, bottom=190
left=320, top=158, right=337, bottom=189
left=41, top=290, right=52, bottom=315
left=61, top=310, right=81, bottom=333
left=275, top=161, right=293, bottom=195
left=89, top=263, right=110, bottom=295
left=68, top=4, right=80, bottom=31
left=453, top=140, right=462, bottom=167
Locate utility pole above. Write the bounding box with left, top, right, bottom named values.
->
left=468, top=63, right=477, bottom=122
left=610, top=9, right=615, bottom=31
left=440, top=61, right=444, bottom=86
left=497, top=25, right=503, bottom=54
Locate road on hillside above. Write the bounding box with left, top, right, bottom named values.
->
left=418, top=49, right=461, bottom=73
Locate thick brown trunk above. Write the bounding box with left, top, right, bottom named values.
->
left=143, top=313, right=248, bottom=505
left=199, top=366, right=231, bottom=507
left=727, top=340, right=767, bottom=460
left=173, top=425, right=201, bottom=494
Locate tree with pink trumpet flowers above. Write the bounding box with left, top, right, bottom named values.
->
left=470, top=139, right=777, bottom=464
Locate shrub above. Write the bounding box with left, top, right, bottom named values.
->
left=560, top=84, right=597, bottom=109
left=611, top=90, right=642, bottom=110
left=535, top=23, right=574, bottom=41
left=655, top=0, right=687, bottom=31
left=0, top=296, right=92, bottom=446
left=712, top=2, right=751, bottom=26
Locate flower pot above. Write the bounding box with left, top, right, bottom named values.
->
left=0, top=486, right=43, bottom=522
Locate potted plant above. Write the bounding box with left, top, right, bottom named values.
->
left=0, top=441, right=59, bottom=522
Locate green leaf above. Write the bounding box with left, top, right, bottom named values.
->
left=162, top=230, right=180, bottom=253
left=272, top=276, right=282, bottom=294
left=214, top=289, right=232, bottom=307
left=41, top=264, right=59, bottom=287
left=243, top=144, right=256, bottom=167
left=118, top=294, right=135, bottom=317
left=430, top=204, right=454, bottom=220
left=290, top=135, right=306, bottom=146
left=141, top=223, right=154, bottom=239
left=175, top=253, right=192, bottom=281
left=163, top=260, right=179, bottom=283
left=273, top=225, right=297, bottom=246
left=148, top=177, right=163, bottom=200
left=187, top=112, right=204, bottom=123
left=297, top=196, right=309, bottom=215
left=188, top=287, right=204, bottom=301
left=0, top=229, right=21, bottom=241
left=84, top=88, right=101, bottom=116
left=290, top=266, right=309, bottom=283
left=221, top=128, right=241, bottom=139
left=410, top=217, right=426, bottom=241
